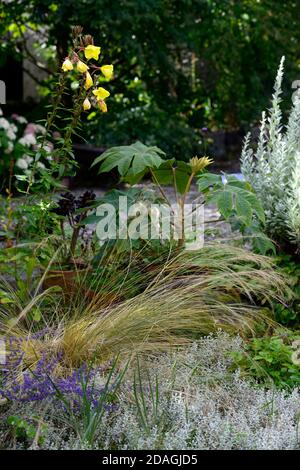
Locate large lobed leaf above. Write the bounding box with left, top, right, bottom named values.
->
left=91, top=141, right=166, bottom=184
left=197, top=173, right=265, bottom=226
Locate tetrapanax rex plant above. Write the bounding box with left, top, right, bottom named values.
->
left=92, top=141, right=265, bottom=247
left=196, top=172, right=273, bottom=254
left=92, top=141, right=213, bottom=246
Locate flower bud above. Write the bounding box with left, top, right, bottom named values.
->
left=98, top=100, right=108, bottom=113
left=62, top=58, right=73, bottom=72
left=77, top=60, right=89, bottom=73
left=85, top=72, right=93, bottom=90
left=83, top=98, right=91, bottom=111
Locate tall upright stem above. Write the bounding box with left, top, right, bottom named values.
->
left=177, top=172, right=195, bottom=248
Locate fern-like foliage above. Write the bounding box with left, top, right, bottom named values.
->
left=241, top=57, right=300, bottom=252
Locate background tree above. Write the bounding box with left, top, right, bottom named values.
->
left=1, top=0, right=299, bottom=160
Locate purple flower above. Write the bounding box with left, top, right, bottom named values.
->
left=0, top=334, right=112, bottom=411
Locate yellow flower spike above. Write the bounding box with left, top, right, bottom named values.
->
left=100, top=64, right=114, bottom=79
left=77, top=60, right=89, bottom=73
left=85, top=71, right=93, bottom=90
left=92, top=87, right=110, bottom=100
left=62, top=58, right=73, bottom=72
left=189, top=156, right=213, bottom=173
left=83, top=98, right=91, bottom=111
left=98, top=100, right=108, bottom=113
left=84, top=45, right=101, bottom=61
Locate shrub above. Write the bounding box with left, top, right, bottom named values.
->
left=230, top=333, right=300, bottom=389
left=241, top=57, right=300, bottom=254
left=272, top=254, right=300, bottom=326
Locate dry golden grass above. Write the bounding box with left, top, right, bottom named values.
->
left=1, top=243, right=288, bottom=368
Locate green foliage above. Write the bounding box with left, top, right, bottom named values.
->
left=231, top=334, right=300, bottom=390
left=133, top=358, right=170, bottom=440
left=53, top=358, right=127, bottom=446
left=92, top=141, right=166, bottom=184
left=7, top=415, right=46, bottom=445
left=198, top=174, right=264, bottom=224
left=152, top=159, right=193, bottom=194
left=2, top=1, right=300, bottom=159
left=196, top=172, right=275, bottom=255
left=86, top=186, right=164, bottom=236
left=272, top=255, right=300, bottom=326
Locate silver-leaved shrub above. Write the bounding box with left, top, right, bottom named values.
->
left=241, top=57, right=300, bottom=252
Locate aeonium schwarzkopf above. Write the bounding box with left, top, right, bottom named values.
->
left=51, top=190, right=96, bottom=262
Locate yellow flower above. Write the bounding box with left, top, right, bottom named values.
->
left=100, top=64, right=113, bottom=79
left=84, top=45, right=101, bottom=61
left=77, top=60, right=89, bottom=73
left=92, top=87, right=110, bottom=100
left=85, top=72, right=93, bottom=90
left=98, top=100, right=108, bottom=113
left=83, top=98, right=91, bottom=111
left=189, top=156, right=213, bottom=173
left=61, top=58, right=73, bottom=72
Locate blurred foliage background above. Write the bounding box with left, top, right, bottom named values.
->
left=1, top=0, right=300, bottom=161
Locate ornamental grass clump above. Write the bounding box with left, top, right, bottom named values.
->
left=1, top=244, right=287, bottom=367
left=241, top=57, right=300, bottom=254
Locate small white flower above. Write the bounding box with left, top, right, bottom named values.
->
left=15, top=158, right=29, bottom=170
left=4, top=142, right=13, bottom=154
left=24, top=155, right=33, bottom=165
left=35, top=124, right=47, bottom=135
left=19, top=134, right=37, bottom=146
left=44, top=143, right=54, bottom=153
left=0, top=118, right=10, bottom=130
left=6, top=128, right=16, bottom=141
left=291, top=339, right=300, bottom=350
left=291, top=350, right=300, bottom=365
left=15, top=116, right=27, bottom=124
left=37, top=162, right=46, bottom=170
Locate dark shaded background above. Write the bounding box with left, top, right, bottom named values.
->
left=1, top=0, right=300, bottom=164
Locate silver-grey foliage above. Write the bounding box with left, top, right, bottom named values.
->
left=2, top=333, right=299, bottom=450
left=241, top=57, right=300, bottom=250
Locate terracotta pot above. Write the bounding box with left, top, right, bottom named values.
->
left=43, top=263, right=90, bottom=295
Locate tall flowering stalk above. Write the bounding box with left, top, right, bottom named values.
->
left=25, top=26, right=114, bottom=193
